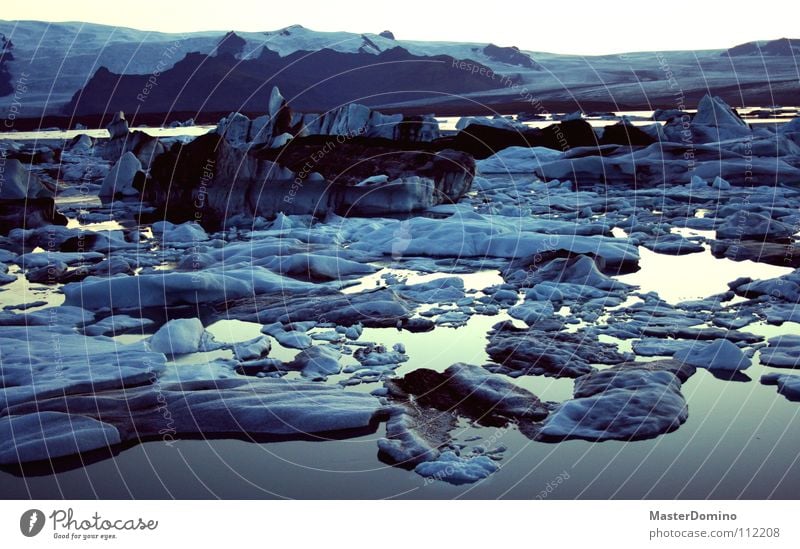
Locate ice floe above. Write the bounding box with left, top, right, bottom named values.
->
left=761, top=373, right=800, bottom=401
left=98, top=152, right=143, bottom=198
left=0, top=412, right=121, bottom=465
left=486, top=321, right=630, bottom=378
left=759, top=335, right=800, bottom=368
left=414, top=451, right=498, bottom=484
left=4, top=379, right=383, bottom=458
left=0, top=325, right=166, bottom=408
left=289, top=345, right=342, bottom=379
left=148, top=318, right=207, bottom=355
left=538, top=364, right=690, bottom=441
left=672, top=339, right=751, bottom=371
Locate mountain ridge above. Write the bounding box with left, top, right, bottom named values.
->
left=0, top=20, right=798, bottom=121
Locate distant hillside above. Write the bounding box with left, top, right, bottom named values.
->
left=0, top=34, right=13, bottom=97
left=0, top=20, right=798, bottom=122
left=63, top=43, right=502, bottom=117
left=725, top=38, right=800, bottom=57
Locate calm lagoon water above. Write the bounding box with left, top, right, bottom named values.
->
left=2, top=121, right=799, bottom=499
left=3, top=363, right=799, bottom=499
left=3, top=291, right=799, bottom=498
left=617, top=246, right=793, bottom=304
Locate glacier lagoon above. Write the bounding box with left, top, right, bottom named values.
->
left=2, top=97, right=800, bottom=498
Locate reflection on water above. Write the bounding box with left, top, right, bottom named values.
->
left=342, top=268, right=504, bottom=295
left=360, top=313, right=502, bottom=374
left=0, top=265, right=64, bottom=312
left=2, top=108, right=795, bottom=141
left=3, top=359, right=798, bottom=499
left=3, top=266, right=799, bottom=498
left=436, top=107, right=798, bottom=132
left=65, top=218, right=126, bottom=231
left=741, top=321, right=800, bottom=341
left=616, top=246, right=793, bottom=303
left=0, top=126, right=214, bottom=140
left=205, top=319, right=264, bottom=343
left=55, top=194, right=103, bottom=208
left=670, top=226, right=715, bottom=240
left=436, top=115, right=664, bottom=132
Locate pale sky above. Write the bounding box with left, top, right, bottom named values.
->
left=3, top=0, right=798, bottom=55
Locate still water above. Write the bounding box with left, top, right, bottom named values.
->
left=1, top=119, right=799, bottom=499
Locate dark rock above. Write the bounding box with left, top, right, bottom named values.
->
left=377, top=403, right=452, bottom=467
left=394, top=114, right=441, bottom=142
left=386, top=362, right=549, bottom=425
left=517, top=111, right=548, bottom=121
left=482, top=44, right=540, bottom=69
left=442, top=118, right=599, bottom=159
left=106, top=111, right=128, bottom=139
left=4, top=145, right=60, bottom=165
left=601, top=121, right=656, bottom=147
left=440, top=124, right=544, bottom=159
left=544, top=119, right=599, bottom=149
left=100, top=126, right=165, bottom=165
left=0, top=159, right=66, bottom=233
left=59, top=233, right=104, bottom=252
left=145, top=132, right=474, bottom=223
left=0, top=198, right=67, bottom=234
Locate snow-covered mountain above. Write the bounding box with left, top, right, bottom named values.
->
left=0, top=20, right=797, bottom=123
